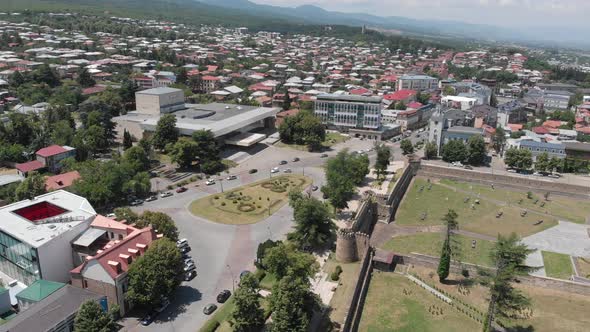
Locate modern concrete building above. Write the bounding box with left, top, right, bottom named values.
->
left=314, top=94, right=382, bottom=130
left=0, top=190, right=96, bottom=285
left=518, top=140, right=566, bottom=161
left=543, top=90, right=573, bottom=111
left=441, top=95, right=478, bottom=110
left=397, top=75, right=438, bottom=92
left=135, top=87, right=185, bottom=115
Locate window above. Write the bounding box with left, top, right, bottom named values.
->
left=83, top=279, right=88, bottom=288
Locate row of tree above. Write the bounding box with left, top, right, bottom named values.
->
left=441, top=136, right=487, bottom=165
left=278, top=110, right=326, bottom=151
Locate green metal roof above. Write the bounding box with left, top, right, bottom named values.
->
left=16, top=280, right=65, bottom=302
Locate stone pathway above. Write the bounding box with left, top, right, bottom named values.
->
left=524, top=250, right=547, bottom=277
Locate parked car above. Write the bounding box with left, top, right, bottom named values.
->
left=106, top=213, right=116, bottom=219
left=311, top=185, right=319, bottom=191
left=180, top=246, right=191, bottom=254
left=279, top=160, right=288, bottom=165
left=249, top=169, right=258, bottom=174
left=226, top=175, right=237, bottom=180
left=155, top=298, right=170, bottom=313
left=203, top=304, right=218, bottom=315
left=149, top=171, right=158, bottom=178
left=271, top=167, right=280, bottom=173
left=463, top=165, right=473, bottom=170
left=146, top=195, right=157, bottom=202
left=507, top=169, right=517, bottom=173
left=292, top=157, right=300, bottom=162
left=217, top=290, right=231, bottom=303
left=160, top=192, right=173, bottom=198
left=181, top=252, right=191, bottom=260
left=206, top=179, right=215, bottom=185
left=320, top=153, right=328, bottom=158
left=184, top=258, right=195, bottom=266
left=239, top=270, right=251, bottom=280
left=129, top=199, right=143, bottom=206
left=140, top=313, right=155, bottom=326
left=184, top=261, right=196, bottom=272
left=176, top=239, right=188, bottom=248
left=283, top=168, right=292, bottom=173
left=185, top=270, right=197, bottom=281
left=176, top=187, right=188, bottom=193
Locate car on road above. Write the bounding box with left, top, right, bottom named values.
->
left=184, top=270, right=197, bottom=281
left=463, top=165, right=473, bottom=170
left=146, top=195, right=157, bottom=202
left=507, top=169, right=517, bottom=173
left=311, top=185, right=319, bottom=191
left=176, top=238, right=188, bottom=248
left=226, top=175, right=237, bottom=180
left=283, top=168, right=292, bottom=173
left=160, top=192, right=173, bottom=198
left=180, top=246, right=191, bottom=254
left=184, top=261, right=196, bottom=272
left=279, top=160, right=288, bottom=165
left=176, top=187, right=188, bottom=193
left=217, top=290, right=231, bottom=303
left=140, top=313, right=155, bottom=326
left=155, top=298, right=170, bottom=313
left=249, top=169, right=258, bottom=174
left=203, top=304, right=218, bottom=315
left=292, top=157, right=300, bottom=162
left=270, top=167, right=280, bottom=173
left=129, top=199, right=143, bottom=206
left=320, top=153, right=328, bottom=158
left=548, top=173, right=560, bottom=178
left=205, top=179, right=216, bottom=185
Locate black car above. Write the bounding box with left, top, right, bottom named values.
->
left=239, top=270, right=251, bottom=280
left=279, top=160, right=288, bottom=165
left=249, top=169, right=258, bottom=174
left=185, top=270, right=197, bottom=281
left=140, top=313, right=155, bottom=326
left=311, top=185, right=319, bottom=191
left=180, top=246, right=191, bottom=254
left=292, top=157, right=300, bottom=162
left=320, top=153, right=328, bottom=158
left=216, top=289, right=231, bottom=303
left=203, top=303, right=218, bottom=315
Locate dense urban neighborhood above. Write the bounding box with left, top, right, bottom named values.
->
left=0, top=6, right=589, bottom=332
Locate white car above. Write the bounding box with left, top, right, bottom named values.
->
left=206, top=179, right=216, bottom=185
left=226, top=175, right=237, bottom=180
left=271, top=167, right=280, bottom=173
left=176, top=238, right=188, bottom=248
left=160, top=192, right=173, bottom=198
left=283, top=168, right=292, bottom=173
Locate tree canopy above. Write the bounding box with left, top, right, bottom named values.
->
left=231, top=273, right=265, bottom=332
left=74, top=300, right=117, bottom=332
left=278, top=110, right=325, bottom=151
left=135, top=211, right=179, bottom=241
left=504, top=147, right=533, bottom=170
left=441, top=140, right=468, bottom=163
left=400, top=139, right=414, bottom=155
left=152, top=114, right=179, bottom=150
left=322, top=150, right=369, bottom=210
left=288, top=194, right=335, bottom=250
left=263, top=242, right=318, bottom=281
left=466, top=135, right=486, bottom=165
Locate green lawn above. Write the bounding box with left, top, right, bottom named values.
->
left=189, top=175, right=312, bottom=224
left=542, top=251, right=573, bottom=279
left=395, top=178, right=558, bottom=237
left=275, top=132, right=349, bottom=151
left=576, top=257, right=590, bottom=279
left=324, top=258, right=362, bottom=324
left=381, top=233, right=495, bottom=267
left=359, top=272, right=481, bottom=332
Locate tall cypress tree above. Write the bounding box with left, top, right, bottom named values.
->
left=437, top=209, right=459, bottom=282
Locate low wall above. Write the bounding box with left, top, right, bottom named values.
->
left=376, top=158, right=420, bottom=223
left=418, top=164, right=590, bottom=198
left=341, top=247, right=373, bottom=332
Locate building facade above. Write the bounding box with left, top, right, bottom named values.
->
left=397, top=75, right=438, bottom=92
left=135, top=87, right=186, bottom=115
left=314, top=94, right=382, bottom=130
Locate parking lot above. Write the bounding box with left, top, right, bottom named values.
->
left=122, top=138, right=378, bottom=331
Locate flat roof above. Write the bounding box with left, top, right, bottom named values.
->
left=446, top=126, right=484, bottom=134
left=136, top=87, right=181, bottom=95
left=316, top=94, right=382, bottom=103
left=72, top=227, right=107, bottom=247
left=0, top=174, right=23, bottom=187
left=224, top=132, right=267, bottom=147
left=0, top=190, right=96, bottom=248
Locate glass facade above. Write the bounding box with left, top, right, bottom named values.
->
left=314, top=99, right=381, bottom=129
left=0, top=231, right=40, bottom=285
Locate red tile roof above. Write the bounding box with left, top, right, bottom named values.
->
left=16, top=160, right=44, bottom=173
left=349, top=88, right=371, bottom=96
left=36, top=145, right=67, bottom=158
left=383, top=89, right=417, bottom=101
left=542, top=120, right=563, bottom=129
left=407, top=101, right=423, bottom=109
left=532, top=126, right=550, bottom=135
left=45, top=171, right=81, bottom=191
left=71, top=226, right=158, bottom=279
left=507, top=123, right=523, bottom=131
left=201, top=75, right=220, bottom=81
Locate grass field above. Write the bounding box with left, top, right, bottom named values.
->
left=395, top=178, right=558, bottom=237
left=440, top=179, right=590, bottom=224
left=325, top=258, right=362, bottom=324
left=358, top=272, right=481, bottom=332
left=408, top=266, right=590, bottom=332
left=275, top=132, right=349, bottom=151
left=542, top=251, right=574, bottom=279
left=576, top=257, right=590, bottom=279
left=189, top=175, right=311, bottom=224
left=381, top=233, right=495, bottom=267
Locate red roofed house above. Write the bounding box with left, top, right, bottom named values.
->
left=16, top=160, right=44, bottom=177
left=383, top=89, right=417, bottom=104
left=396, top=109, right=420, bottom=130
left=200, top=75, right=221, bottom=93
left=542, top=120, right=564, bottom=129
left=71, top=216, right=160, bottom=315
left=36, top=145, right=76, bottom=173
left=532, top=126, right=550, bottom=135
left=45, top=171, right=81, bottom=191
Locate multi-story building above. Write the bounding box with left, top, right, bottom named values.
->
left=16, top=145, right=76, bottom=177
left=314, top=94, right=382, bottom=131
left=0, top=190, right=96, bottom=286
left=135, top=87, right=186, bottom=115
left=451, top=82, right=492, bottom=105
left=518, top=140, right=566, bottom=161
left=543, top=90, right=573, bottom=111
left=441, top=95, right=478, bottom=110
left=397, top=75, right=438, bottom=92
left=428, top=108, right=473, bottom=154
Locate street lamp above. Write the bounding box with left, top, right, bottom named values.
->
left=226, top=264, right=235, bottom=292
left=219, top=178, right=224, bottom=193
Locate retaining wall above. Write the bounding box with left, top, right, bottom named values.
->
left=341, top=246, right=374, bottom=332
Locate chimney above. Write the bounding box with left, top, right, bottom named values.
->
left=136, top=243, right=147, bottom=253
left=128, top=248, right=139, bottom=257
left=107, top=260, right=121, bottom=274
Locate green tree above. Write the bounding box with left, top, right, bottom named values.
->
left=437, top=210, right=459, bottom=282
left=256, top=239, right=280, bottom=267
left=263, top=242, right=317, bottom=281
left=467, top=135, right=486, bottom=165
left=282, top=91, right=292, bottom=111
left=15, top=172, right=46, bottom=200
left=489, top=91, right=498, bottom=107
left=504, top=148, right=533, bottom=170
left=493, top=127, right=506, bottom=153
left=51, top=120, right=75, bottom=146
left=122, top=172, right=151, bottom=198
left=123, top=146, right=150, bottom=172
left=152, top=114, right=179, bottom=150
left=76, top=67, right=96, bottom=88
left=119, top=78, right=138, bottom=105
left=288, top=196, right=335, bottom=250
left=123, top=129, right=133, bottom=150
left=548, top=156, right=562, bottom=173
left=534, top=152, right=549, bottom=173
left=169, top=139, right=198, bottom=169
left=443, top=85, right=455, bottom=96
left=270, top=275, right=317, bottom=332
left=176, top=67, right=188, bottom=85
left=441, top=140, right=468, bottom=163
left=135, top=211, right=179, bottom=241
left=33, top=64, right=60, bottom=87
left=374, top=143, right=391, bottom=179
left=231, top=273, right=265, bottom=332
left=126, top=238, right=183, bottom=308
left=321, top=150, right=369, bottom=210
left=481, top=233, right=538, bottom=332
left=0, top=143, right=27, bottom=163
left=84, top=125, right=108, bottom=156
left=278, top=110, right=325, bottom=151
left=400, top=139, right=414, bottom=155
left=424, top=141, right=438, bottom=159
left=74, top=300, right=117, bottom=332
left=394, top=101, right=407, bottom=110
left=113, top=207, right=139, bottom=224
left=192, top=130, right=222, bottom=172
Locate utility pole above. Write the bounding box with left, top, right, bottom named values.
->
left=226, top=264, right=235, bottom=293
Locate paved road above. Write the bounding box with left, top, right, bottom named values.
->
left=122, top=138, right=379, bottom=331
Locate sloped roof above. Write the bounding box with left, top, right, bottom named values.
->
left=15, top=160, right=44, bottom=173
left=16, top=280, right=65, bottom=302
left=44, top=171, right=80, bottom=191
left=36, top=145, right=67, bottom=158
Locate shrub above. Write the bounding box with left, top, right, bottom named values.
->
left=201, top=320, right=220, bottom=332
left=233, top=200, right=238, bottom=204
left=167, top=185, right=173, bottom=190
left=331, top=265, right=343, bottom=281
left=257, top=205, right=261, bottom=209
left=527, top=191, right=533, bottom=199
left=254, top=269, right=266, bottom=281
left=221, top=202, right=226, bottom=206
left=176, top=183, right=183, bottom=187
left=214, top=196, right=220, bottom=200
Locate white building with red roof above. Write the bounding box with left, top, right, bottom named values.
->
left=35, top=145, right=76, bottom=174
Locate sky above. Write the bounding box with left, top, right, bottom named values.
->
left=251, top=0, right=589, bottom=29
